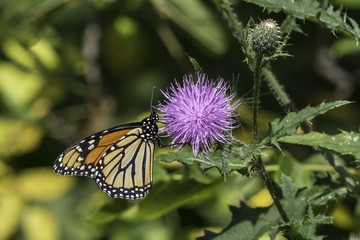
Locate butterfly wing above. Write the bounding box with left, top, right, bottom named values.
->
left=53, top=122, right=155, bottom=199
left=95, top=128, right=155, bottom=199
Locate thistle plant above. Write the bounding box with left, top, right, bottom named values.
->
left=155, top=1, right=360, bottom=240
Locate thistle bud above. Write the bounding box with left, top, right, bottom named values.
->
left=250, top=19, right=281, bottom=56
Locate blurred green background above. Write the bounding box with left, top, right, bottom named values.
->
left=0, top=0, right=359, bottom=240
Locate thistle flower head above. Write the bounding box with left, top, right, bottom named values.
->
left=249, top=19, right=281, bottom=56
left=156, top=74, right=240, bottom=157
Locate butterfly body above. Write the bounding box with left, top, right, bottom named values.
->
left=53, top=112, right=159, bottom=199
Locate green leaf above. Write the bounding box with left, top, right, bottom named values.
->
left=198, top=174, right=334, bottom=240
left=319, top=5, right=360, bottom=41
left=243, top=0, right=360, bottom=41
left=90, top=174, right=224, bottom=222
left=243, top=0, right=320, bottom=19
left=132, top=177, right=224, bottom=220
left=280, top=174, right=333, bottom=240
left=269, top=150, right=312, bottom=188
left=278, top=131, right=360, bottom=160
left=299, top=173, right=348, bottom=206
left=306, top=208, right=333, bottom=225
left=281, top=173, right=297, bottom=199
left=155, top=146, right=248, bottom=175
left=197, top=203, right=281, bottom=240
left=150, top=0, right=228, bottom=55
left=264, top=101, right=351, bottom=142
left=281, top=174, right=307, bottom=222
left=155, top=148, right=216, bottom=168
left=187, top=54, right=204, bottom=74
left=280, top=15, right=303, bottom=34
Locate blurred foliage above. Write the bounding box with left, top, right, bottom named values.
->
left=0, top=0, right=359, bottom=240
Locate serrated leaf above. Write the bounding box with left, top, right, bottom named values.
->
left=319, top=5, right=346, bottom=32
left=236, top=143, right=263, bottom=161
left=281, top=173, right=297, bottom=199
left=243, top=0, right=360, bottom=41
left=280, top=15, right=303, bottom=34
left=243, top=0, right=320, bottom=19
left=280, top=175, right=332, bottom=240
left=155, top=146, right=248, bottom=175
left=264, top=101, right=351, bottom=143
left=319, top=6, right=360, bottom=42
left=197, top=203, right=281, bottom=240
left=306, top=208, right=333, bottom=225
left=278, top=131, right=360, bottom=160
left=281, top=174, right=307, bottom=222
left=297, top=225, right=324, bottom=240
left=298, top=174, right=348, bottom=206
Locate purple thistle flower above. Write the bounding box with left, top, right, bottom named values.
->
left=156, top=74, right=240, bottom=157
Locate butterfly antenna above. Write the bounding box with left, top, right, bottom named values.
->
left=150, top=86, right=156, bottom=112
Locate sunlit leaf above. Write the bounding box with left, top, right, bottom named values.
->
left=331, top=205, right=353, bottom=230
left=0, top=62, right=45, bottom=112
left=246, top=188, right=273, bottom=208
left=0, top=193, right=24, bottom=240
left=0, top=118, right=43, bottom=157
left=22, top=206, right=60, bottom=240
left=2, top=39, right=36, bottom=69
left=30, top=38, right=60, bottom=70
left=16, top=168, right=75, bottom=201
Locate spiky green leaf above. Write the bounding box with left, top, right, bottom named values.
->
left=263, top=101, right=351, bottom=143
left=278, top=131, right=360, bottom=160
left=243, top=0, right=360, bottom=41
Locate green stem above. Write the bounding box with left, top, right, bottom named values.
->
left=252, top=55, right=263, bottom=142
left=255, top=155, right=289, bottom=221
left=216, top=0, right=245, bottom=43
left=262, top=67, right=296, bottom=112
left=252, top=57, right=302, bottom=239
left=255, top=155, right=302, bottom=240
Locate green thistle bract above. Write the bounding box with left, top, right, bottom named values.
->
left=250, top=19, right=281, bottom=56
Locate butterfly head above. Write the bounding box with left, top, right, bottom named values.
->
left=149, top=111, right=159, bottom=122
left=141, top=112, right=159, bottom=141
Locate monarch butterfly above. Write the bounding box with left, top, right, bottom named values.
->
left=53, top=112, right=159, bottom=200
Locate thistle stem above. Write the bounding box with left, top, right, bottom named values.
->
left=254, top=156, right=288, bottom=220
left=255, top=155, right=303, bottom=240
left=252, top=55, right=263, bottom=142
left=262, top=67, right=296, bottom=112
